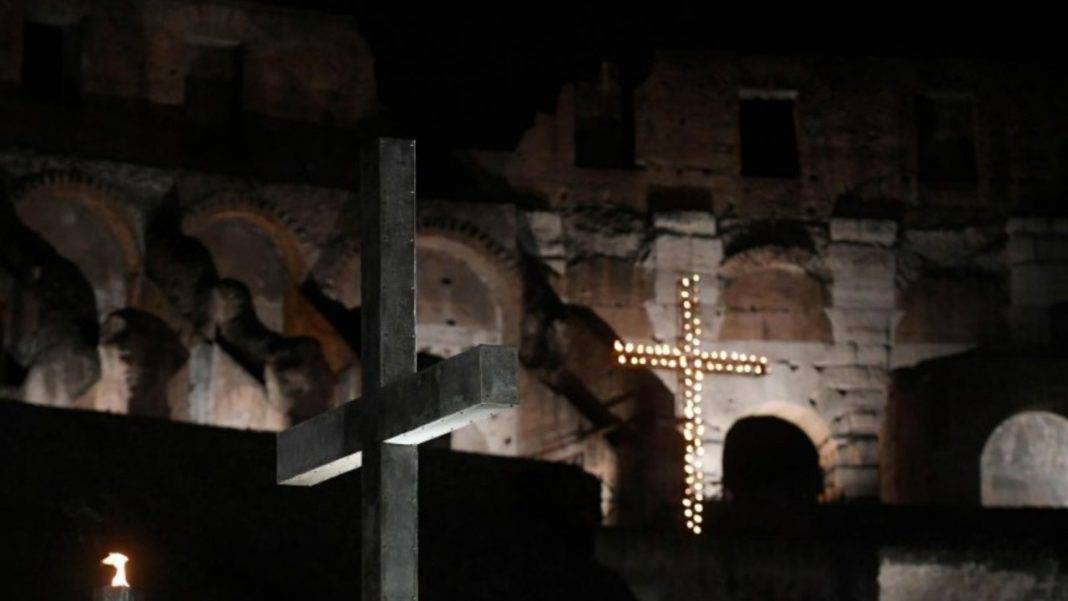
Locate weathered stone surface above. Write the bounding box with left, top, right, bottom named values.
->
left=718, top=268, right=832, bottom=342
left=1, top=190, right=100, bottom=407
left=981, top=411, right=1068, bottom=508
left=830, top=218, right=897, bottom=246
left=187, top=342, right=283, bottom=431
left=2, top=15, right=1068, bottom=540
left=879, top=549, right=1068, bottom=601
left=827, top=244, right=896, bottom=309
left=652, top=211, right=716, bottom=237
left=895, top=277, right=1007, bottom=344
left=519, top=210, right=567, bottom=273
left=820, top=365, right=889, bottom=392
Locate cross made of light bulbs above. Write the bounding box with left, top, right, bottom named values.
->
left=613, top=273, right=770, bottom=534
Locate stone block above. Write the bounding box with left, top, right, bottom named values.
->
left=829, top=218, right=897, bottom=246
left=826, top=245, right=895, bottom=309
left=833, top=410, right=882, bottom=436
left=642, top=301, right=678, bottom=342
left=834, top=389, right=888, bottom=413
left=654, top=234, right=690, bottom=270
left=831, top=465, right=880, bottom=499
left=653, top=211, right=717, bottom=237
left=902, top=227, right=1001, bottom=268
left=815, top=343, right=888, bottom=368
left=835, top=437, right=880, bottom=466
left=690, top=238, right=725, bottom=273
left=653, top=233, right=724, bottom=272
left=187, top=343, right=284, bottom=431
left=520, top=210, right=567, bottom=273
left=820, top=365, right=888, bottom=391
left=826, top=309, right=893, bottom=344
left=879, top=549, right=1068, bottom=601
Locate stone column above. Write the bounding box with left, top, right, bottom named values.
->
left=823, top=217, right=898, bottom=500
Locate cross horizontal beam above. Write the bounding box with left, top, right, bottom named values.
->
left=613, top=343, right=769, bottom=375
left=278, top=345, right=517, bottom=486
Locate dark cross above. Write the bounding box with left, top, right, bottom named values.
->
left=276, top=138, right=518, bottom=600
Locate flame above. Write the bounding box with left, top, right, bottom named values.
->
left=102, top=552, right=130, bottom=587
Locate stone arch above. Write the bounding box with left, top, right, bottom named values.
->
left=981, top=411, right=1068, bottom=508
left=723, top=416, right=822, bottom=504
left=12, top=171, right=143, bottom=316
left=183, top=194, right=312, bottom=332
left=728, top=401, right=840, bottom=501
left=716, top=245, right=833, bottom=342
left=418, top=216, right=522, bottom=351
left=312, top=215, right=522, bottom=355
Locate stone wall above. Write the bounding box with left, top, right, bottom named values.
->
left=0, top=0, right=377, bottom=125
left=2, top=5, right=1068, bottom=520
left=883, top=352, right=1068, bottom=505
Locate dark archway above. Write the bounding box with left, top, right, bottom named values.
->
left=723, top=416, right=822, bottom=504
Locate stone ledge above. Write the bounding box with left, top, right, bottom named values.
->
left=653, top=211, right=717, bottom=237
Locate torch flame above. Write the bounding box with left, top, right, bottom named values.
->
left=102, top=552, right=130, bottom=587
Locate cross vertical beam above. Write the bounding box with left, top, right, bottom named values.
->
left=361, top=138, right=418, bottom=601
left=613, top=273, right=770, bottom=534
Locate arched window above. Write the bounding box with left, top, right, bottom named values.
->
left=723, top=415, right=823, bottom=504
left=981, top=411, right=1068, bottom=507
left=14, top=176, right=141, bottom=318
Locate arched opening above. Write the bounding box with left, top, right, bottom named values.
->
left=981, top=411, right=1068, bottom=507
left=416, top=242, right=504, bottom=357
left=723, top=416, right=823, bottom=504
left=187, top=216, right=293, bottom=332
left=14, top=179, right=141, bottom=318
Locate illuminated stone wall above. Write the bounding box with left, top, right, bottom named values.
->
left=0, top=2, right=1067, bottom=524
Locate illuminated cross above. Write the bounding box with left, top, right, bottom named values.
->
left=613, top=273, right=769, bottom=534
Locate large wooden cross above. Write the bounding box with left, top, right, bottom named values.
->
left=276, top=138, right=518, bottom=600
left=614, top=273, right=768, bottom=534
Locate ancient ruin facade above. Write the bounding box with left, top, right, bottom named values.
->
left=2, top=0, right=1067, bottom=529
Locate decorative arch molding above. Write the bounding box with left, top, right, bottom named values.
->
left=719, top=244, right=827, bottom=280
left=716, top=244, right=833, bottom=343
left=318, top=214, right=522, bottom=346
left=419, top=216, right=523, bottom=345
left=182, top=192, right=315, bottom=282
left=418, top=215, right=520, bottom=275
left=729, top=401, right=841, bottom=501
left=11, top=171, right=144, bottom=305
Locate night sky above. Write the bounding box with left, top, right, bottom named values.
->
left=331, top=6, right=1057, bottom=150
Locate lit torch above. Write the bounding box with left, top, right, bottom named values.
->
left=102, top=553, right=129, bottom=587
left=96, top=552, right=139, bottom=601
